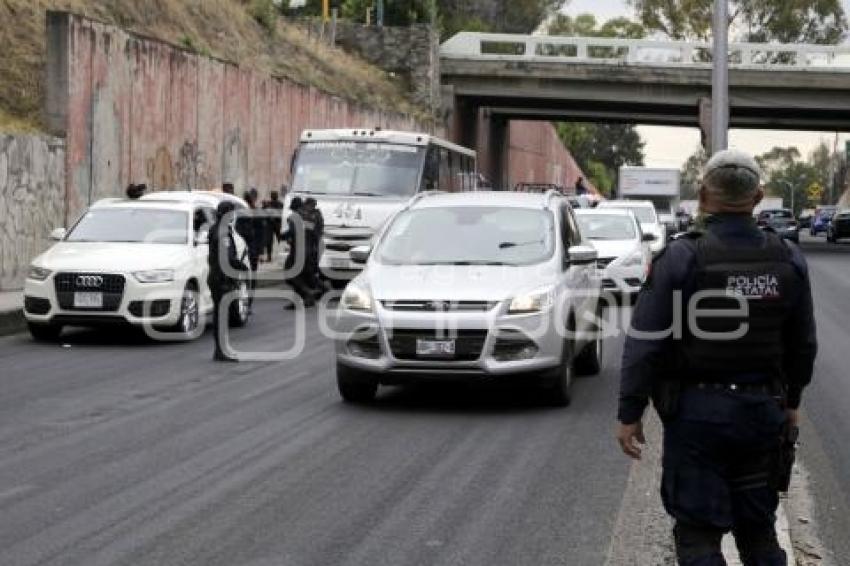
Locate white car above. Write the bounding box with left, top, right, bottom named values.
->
left=575, top=208, right=654, bottom=296
left=24, top=192, right=252, bottom=341
left=597, top=200, right=666, bottom=254
left=333, top=191, right=603, bottom=406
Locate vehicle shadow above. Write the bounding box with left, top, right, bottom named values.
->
left=51, top=325, right=209, bottom=347
left=363, top=381, right=577, bottom=415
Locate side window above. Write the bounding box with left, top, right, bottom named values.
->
left=567, top=208, right=582, bottom=246
left=420, top=145, right=439, bottom=192
left=438, top=148, right=451, bottom=191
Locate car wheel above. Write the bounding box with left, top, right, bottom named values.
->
left=228, top=279, right=250, bottom=328
left=542, top=339, right=573, bottom=407
left=173, top=284, right=202, bottom=338
left=575, top=332, right=603, bottom=376
left=336, top=362, right=378, bottom=403
left=28, top=322, right=62, bottom=342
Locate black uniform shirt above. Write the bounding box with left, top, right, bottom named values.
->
left=618, top=213, right=818, bottom=424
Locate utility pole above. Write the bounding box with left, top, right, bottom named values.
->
left=711, top=0, right=729, bottom=153
left=377, top=0, right=384, bottom=27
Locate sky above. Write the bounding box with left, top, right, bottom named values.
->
left=559, top=0, right=850, bottom=168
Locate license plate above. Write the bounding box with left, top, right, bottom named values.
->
left=74, top=292, right=103, bottom=308
left=416, top=339, right=456, bottom=357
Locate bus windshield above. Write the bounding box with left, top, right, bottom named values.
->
left=292, top=141, right=426, bottom=198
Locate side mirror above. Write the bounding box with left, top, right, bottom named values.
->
left=567, top=244, right=597, bottom=265
left=195, top=229, right=210, bottom=246
left=349, top=245, right=371, bottom=264
left=49, top=228, right=67, bottom=241
left=641, top=232, right=657, bottom=242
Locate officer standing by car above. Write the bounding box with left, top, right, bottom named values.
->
left=208, top=201, right=245, bottom=362
left=616, top=149, right=817, bottom=566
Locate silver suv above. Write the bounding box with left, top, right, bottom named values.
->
left=333, top=191, right=603, bottom=406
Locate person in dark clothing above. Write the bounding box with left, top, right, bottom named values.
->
left=236, top=191, right=264, bottom=310
left=126, top=183, right=146, bottom=199
left=575, top=176, right=588, bottom=195
left=302, top=197, right=324, bottom=292
left=207, top=201, right=246, bottom=362
left=281, top=197, right=315, bottom=308
left=616, top=149, right=817, bottom=566
left=262, top=190, right=284, bottom=262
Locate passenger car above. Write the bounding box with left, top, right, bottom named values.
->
left=756, top=208, right=799, bottom=243
left=596, top=200, right=666, bottom=254
left=575, top=208, right=653, bottom=296
left=333, top=191, right=603, bottom=406
left=810, top=206, right=837, bottom=236
left=24, top=192, right=252, bottom=341
left=827, top=209, right=850, bottom=243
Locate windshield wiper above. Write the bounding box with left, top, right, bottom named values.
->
left=499, top=240, right=543, bottom=249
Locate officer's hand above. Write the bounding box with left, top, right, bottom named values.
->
left=617, top=421, right=645, bottom=460
left=786, top=408, right=800, bottom=428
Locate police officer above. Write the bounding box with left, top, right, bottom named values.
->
left=616, top=149, right=817, bottom=566
left=208, top=201, right=245, bottom=362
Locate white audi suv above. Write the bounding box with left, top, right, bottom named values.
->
left=24, top=192, right=252, bottom=341
left=333, top=191, right=604, bottom=406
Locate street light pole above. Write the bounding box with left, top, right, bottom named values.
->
left=711, top=0, right=729, bottom=153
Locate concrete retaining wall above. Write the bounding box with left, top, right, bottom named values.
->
left=507, top=121, right=591, bottom=192
left=0, top=134, right=66, bottom=290
left=46, top=11, right=424, bottom=223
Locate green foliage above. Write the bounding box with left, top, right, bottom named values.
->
left=680, top=145, right=709, bottom=199
left=250, top=0, right=278, bottom=31
left=550, top=14, right=646, bottom=194
left=626, top=0, right=847, bottom=43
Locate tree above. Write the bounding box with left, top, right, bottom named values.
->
left=681, top=145, right=709, bottom=199
left=627, top=0, right=847, bottom=44
left=550, top=14, right=647, bottom=195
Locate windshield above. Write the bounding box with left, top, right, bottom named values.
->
left=577, top=214, right=637, bottom=240
left=292, top=141, right=426, bottom=198
left=66, top=208, right=188, bottom=244
left=378, top=207, right=554, bottom=266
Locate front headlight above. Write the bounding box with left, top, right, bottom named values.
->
left=341, top=283, right=373, bottom=312
left=28, top=266, right=52, bottom=281
left=508, top=287, right=554, bottom=314
left=619, top=249, right=644, bottom=267
left=133, top=269, right=175, bottom=283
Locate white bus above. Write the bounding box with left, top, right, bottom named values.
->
left=285, top=128, right=477, bottom=279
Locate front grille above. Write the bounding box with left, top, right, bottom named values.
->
left=382, top=300, right=497, bottom=312
left=128, top=300, right=171, bottom=318
left=388, top=329, right=488, bottom=361
left=325, top=242, right=353, bottom=252
left=54, top=273, right=125, bottom=311
left=24, top=296, right=51, bottom=315
left=596, top=257, right=615, bottom=268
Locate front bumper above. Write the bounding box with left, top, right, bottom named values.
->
left=333, top=304, right=565, bottom=382
left=24, top=272, right=186, bottom=328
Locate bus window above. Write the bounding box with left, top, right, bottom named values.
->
left=438, top=148, right=451, bottom=191
left=421, top=146, right=439, bottom=192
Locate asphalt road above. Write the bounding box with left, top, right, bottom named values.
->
left=1, top=235, right=848, bottom=566
left=0, top=299, right=634, bottom=566
left=793, top=234, right=850, bottom=565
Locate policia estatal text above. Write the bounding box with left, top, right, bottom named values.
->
left=617, top=149, right=817, bottom=566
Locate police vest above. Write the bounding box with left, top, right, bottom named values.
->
left=681, top=230, right=800, bottom=380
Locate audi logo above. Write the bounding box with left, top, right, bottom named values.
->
left=75, top=275, right=104, bottom=288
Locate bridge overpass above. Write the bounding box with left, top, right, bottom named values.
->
left=440, top=33, right=850, bottom=186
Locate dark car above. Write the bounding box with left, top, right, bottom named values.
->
left=798, top=209, right=815, bottom=229
left=810, top=206, right=837, bottom=236
left=827, top=209, right=850, bottom=243
left=757, top=208, right=799, bottom=243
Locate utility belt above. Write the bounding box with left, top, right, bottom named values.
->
left=652, top=376, right=786, bottom=421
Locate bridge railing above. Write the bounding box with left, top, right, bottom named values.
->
left=440, top=32, right=850, bottom=70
